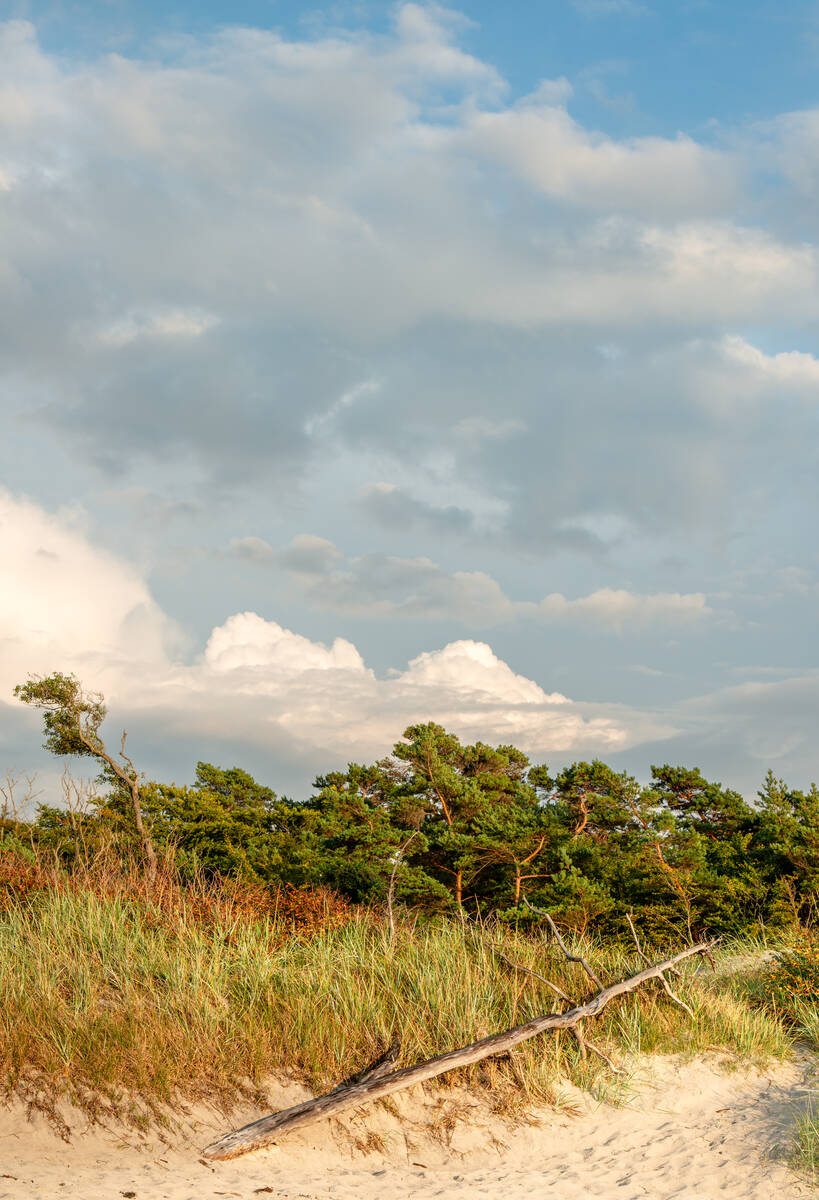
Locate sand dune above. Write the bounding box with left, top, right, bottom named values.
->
left=2, top=1055, right=814, bottom=1200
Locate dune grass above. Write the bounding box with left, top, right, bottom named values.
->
left=0, top=864, right=792, bottom=1132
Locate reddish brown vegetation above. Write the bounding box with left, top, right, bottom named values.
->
left=0, top=849, right=354, bottom=938
left=0, top=853, right=61, bottom=910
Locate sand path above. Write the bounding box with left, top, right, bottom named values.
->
left=1, top=1056, right=815, bottom=1200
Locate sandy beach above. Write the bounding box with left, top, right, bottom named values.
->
left=2, top=1054, right=814, bottom=1200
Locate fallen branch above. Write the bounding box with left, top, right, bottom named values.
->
left=625, top=912, right=696, bottom=1019
left=478, top=933, right=622, bottom=1072
left=203, top=937, right=714, bottom=1161
left=331, top=1041, right=402, bottom=1092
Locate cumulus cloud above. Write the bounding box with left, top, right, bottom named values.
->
left=0, top=487, right=180, bottom=692
left=0, top=490, right=670, bottom=773
left=204, top=612, right=365, bottom=674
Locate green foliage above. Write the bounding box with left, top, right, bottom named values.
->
left=14, top=672, right=107, bottom=760
left=11, top=674, right=819, bottom=935
left=139, top=764, right=286, bottom=883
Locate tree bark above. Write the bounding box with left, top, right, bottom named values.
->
left=75, top=722, right=158, bottom=882
left=203, top=939, right=713, bottom=1161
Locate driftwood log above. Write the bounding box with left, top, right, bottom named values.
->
left=203, top=937, right=714, bottom=1161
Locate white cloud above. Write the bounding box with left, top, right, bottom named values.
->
left=719, top=336, right=819, bottom=389
left=0, top=9, right=813, bottom=426
left=204, top=612, right=366, bottom=674
left=538, top=588, right=713, bottom=631
left=469, top=102, right=739, bottom=218
left=279, top=535, right=717, bottom=630
left=96, top=308, right=220, bottom=348
left=0, top=487, right=178, bottom=693
left=0, top=489, right=670, bottom=767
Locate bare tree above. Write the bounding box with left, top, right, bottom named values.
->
left=0, top=769, right=42, bottom=852
left=60, top=767, right=99, bottom=868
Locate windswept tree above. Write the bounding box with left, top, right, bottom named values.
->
left=391, top=723, right=555, bottom=909
left=14, top=672, right=158, bottom=880
left=304, top=762, right=443, bottom=906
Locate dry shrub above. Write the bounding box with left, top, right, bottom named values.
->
left=0, top=853, right=61, bottom=910
left=269, top=882, right=355, bottom=935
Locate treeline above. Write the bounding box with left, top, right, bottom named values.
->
left=6, top=674, right=819, bottom=938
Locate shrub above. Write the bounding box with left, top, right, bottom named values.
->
left=759, top=933, right=819, bottom=1019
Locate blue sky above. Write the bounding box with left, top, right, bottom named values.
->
left=18, top=0, right=819, bottom=136
left=1, top=1, right=819, bottom=799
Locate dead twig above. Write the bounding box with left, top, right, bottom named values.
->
left=625, top=910, right=696, bottom=1019
left=522, top=898, right=604, bottom=989
left=485, top=941, right=572, bottom=1005
left=386, top=834, right=417, bottom=938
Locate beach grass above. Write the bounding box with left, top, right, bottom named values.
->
left=0, top=861, right=793, bottom=1130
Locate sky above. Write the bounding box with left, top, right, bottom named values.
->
left=1, top=0, right=819, bottom=802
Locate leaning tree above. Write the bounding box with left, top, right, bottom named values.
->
left=14, top=672, right=158, bottom=881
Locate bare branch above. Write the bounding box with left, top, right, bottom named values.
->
left=483, top=940, right=573, bottom=1005
left=653, top=972, right=696, bottom=1019
left=626, top=910, right=695, bottom=1016
left=522, top=899, right=604, bottom=989
left=571, top=1025, right=622, bottom=1073
left=483, top=937, right=624, bottom=1074
left=625, top=912, right=651, bottom=966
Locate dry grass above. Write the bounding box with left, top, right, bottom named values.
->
left=0, top=859, right=793, bottom=1131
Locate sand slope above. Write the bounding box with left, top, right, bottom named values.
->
left=1, top=1056, right=814, bottom=1200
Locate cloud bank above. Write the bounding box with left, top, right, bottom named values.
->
left=0, top=490, right=671, bottom=770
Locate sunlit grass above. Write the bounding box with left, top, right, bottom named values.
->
left=790, top=1097, right=819, bottom=1180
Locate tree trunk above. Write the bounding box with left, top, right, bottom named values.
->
left=130, top=779, right=157, bottom=882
